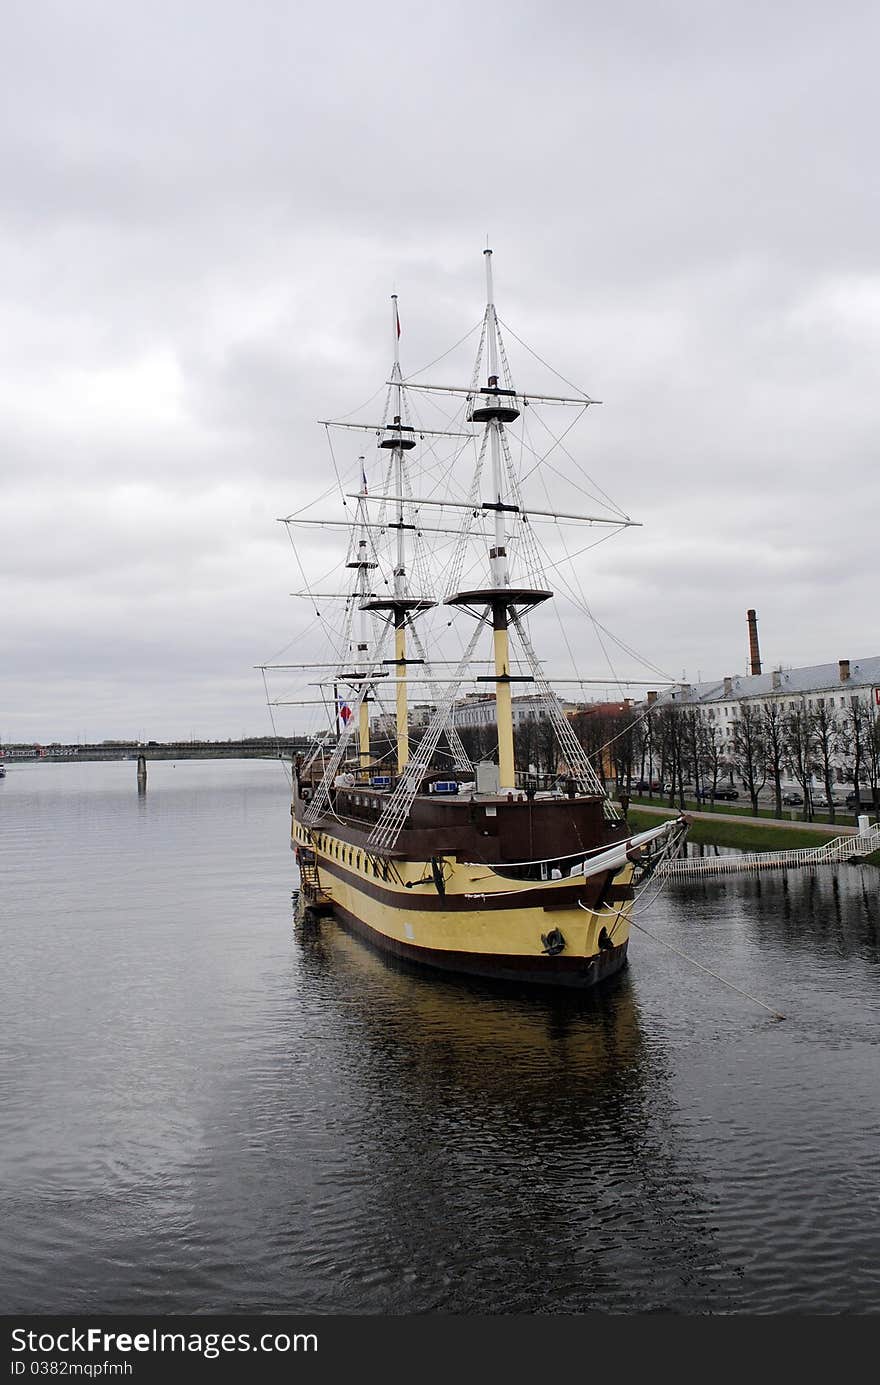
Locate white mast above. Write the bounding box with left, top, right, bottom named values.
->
left=341, top=459, right=379, bottom=769
left=358, top=294, right=435, bottom=775
left=392, top=295, right=406, bottom=600
left=446, top=249, right=551, bottom=790
left=484, top=249, right=509, bottom=588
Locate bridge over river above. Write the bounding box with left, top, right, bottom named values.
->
left=3, top=739, right=312, bottom=763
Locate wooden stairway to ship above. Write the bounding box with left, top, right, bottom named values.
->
left=296, top=848, right=334, bottom=914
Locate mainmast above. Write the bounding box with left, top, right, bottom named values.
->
left=447, top=250, right=551, bottom=790
left=360, top=296, right=434, bottom=773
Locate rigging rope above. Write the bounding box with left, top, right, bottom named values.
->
left=369, top=620, right=485, bottom=850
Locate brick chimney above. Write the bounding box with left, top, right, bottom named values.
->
left=771, top=669, right=782, bottom=691
left=647, top=690, right=658, bottom=705
left=747, top=609, right=762, bottom=675
left=839, top=659, right=851, bottom=683
left=723, top=676, right=733, bottom=697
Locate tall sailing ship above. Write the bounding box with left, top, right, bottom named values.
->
left=265, top=250, right=686, bottom=988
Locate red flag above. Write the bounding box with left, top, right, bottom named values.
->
left=395, top=302, right=401, bottom=338
left=339, top=700, right=353, bottom=725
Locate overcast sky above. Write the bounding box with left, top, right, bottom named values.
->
left=2, top=0, right=878, bottom=744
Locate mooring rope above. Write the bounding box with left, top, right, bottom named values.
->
left=627, top=917, right=787, bottom=1021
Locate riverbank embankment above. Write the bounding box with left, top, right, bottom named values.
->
left=626, top=803, right=880, bottom=867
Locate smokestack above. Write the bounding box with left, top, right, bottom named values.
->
left=839, top=659, right=851, bottom=683
left=747, top=609, right=762, bottom=675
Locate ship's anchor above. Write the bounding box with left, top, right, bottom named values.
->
left=541, top=928, right=566, bottom=956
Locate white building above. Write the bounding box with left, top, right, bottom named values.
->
left=370, top=702, right=436, bottom=737
left=452, top=692, right=582, bottom=731
left=647, top=656, right=880, bottom=782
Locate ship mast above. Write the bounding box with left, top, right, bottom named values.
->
left=359, top=296, right=435, bottom=774
left=447, top=250, right=551, bottom=790
left=344, top=461, right=378, bottom=769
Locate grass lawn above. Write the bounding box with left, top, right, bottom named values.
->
left=626, top=792, right=874, bottom=829
left=625, top=806, right=845, bottom=854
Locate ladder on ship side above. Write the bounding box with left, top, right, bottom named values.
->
left=297, top=853, right=333, bottom=909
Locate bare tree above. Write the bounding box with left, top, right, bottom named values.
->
left=637, top=711, right=658, bottom=797
left=697, top=717, right=724, bottom=805
left=536, top=716, right=559, bottom=778
left=760, top=701, right=786, bottom=818
left=609, top=709, right=638, bottom=795
left=571, top=708, right=613, bottom=787
left=456, top=723, right=495, bottom=767
left=840, top=696, right=870, bottom=810
left=514, top=715, right=540, bottom=776
left=784, top=703, right=818, bottom=822
left=866, top=702, right=880, bottom=814
left=813, top=701, right=839, bottom=822
left=732, top=701, right=766, bottom=815
left=655, top=703, right=687, bottom=808
left=682, top=708, right=702, bottom=800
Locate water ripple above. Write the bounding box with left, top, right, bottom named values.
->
left=1, top=759, right=878, bottom=1313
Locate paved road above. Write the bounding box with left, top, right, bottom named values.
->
left=626, top=802, right=862, bottom=836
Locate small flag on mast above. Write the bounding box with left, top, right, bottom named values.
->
left=361, top=461, right=368, bottom=493
left=395, top=300, right=401, bottom=339
left=338, top=699, right=353, bottom=726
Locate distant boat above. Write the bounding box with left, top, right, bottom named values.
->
left=267, top=250, right=686, bottom=988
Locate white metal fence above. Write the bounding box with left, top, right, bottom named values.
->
left=657, top=823, right=880, bottom=877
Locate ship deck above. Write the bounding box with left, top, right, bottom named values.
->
left=295, top=778, right=627, bottom=867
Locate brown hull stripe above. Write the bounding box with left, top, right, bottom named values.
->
left=306, top=852, right=629, bottom=913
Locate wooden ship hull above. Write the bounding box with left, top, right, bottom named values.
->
left=292, top=777, right=641, bottom=989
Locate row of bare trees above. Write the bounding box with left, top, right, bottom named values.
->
left=415, top=696, right=880, bottom=824
left=638, top=697, right=880, bottom=822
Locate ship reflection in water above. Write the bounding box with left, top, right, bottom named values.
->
left=289, top=912, right=736, bottom=1314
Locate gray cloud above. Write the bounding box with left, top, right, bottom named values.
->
left=2, top=0, right=878, bottom=741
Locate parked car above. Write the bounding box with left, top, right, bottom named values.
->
left=713, top=786, right=740, bottom=800
left=845, top=790, right=875, bottom=810
left=782, top=790, right=803, bottom=806
left=812, top=792, right=841, bottom=810
left=632, top=779, right=663, bottom=792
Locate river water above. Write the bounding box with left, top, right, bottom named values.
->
left=1, top=758, right=878, bottom=1315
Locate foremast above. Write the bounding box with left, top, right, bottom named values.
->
left=341, top=466, right=378, bottom=769
left=360, top=295, right=435, bottom=773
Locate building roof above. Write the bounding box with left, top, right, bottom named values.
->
left=655, top=655, right=880, bottom=706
